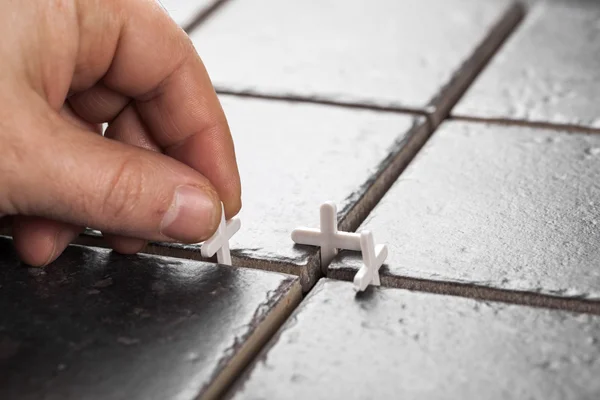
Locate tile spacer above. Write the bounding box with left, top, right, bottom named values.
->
left=201, top=203, right=241, bottom=266
left=291, top=201, right=361, bottom=267
left=353, top=230, right=387, bottom=292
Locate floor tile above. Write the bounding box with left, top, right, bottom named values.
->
left=228, top=279, right=600, bottom=400
left=453, top=0, right=600, bottom=129
left=78, top=96, right=429, bottom=292
left=0, top=236, right=301, bottom=400
left=189, top=0, right=523, bottom=125
left=160, top=0, right=218, bottom=29
left=328, top=121, right=600, bottom=308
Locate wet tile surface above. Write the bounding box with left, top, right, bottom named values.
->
left=111, top=96, right=428, bottom=291
left=0, top=237, right=301, bottom=400
left=229, top=279, right=600, bottom=400
left=160, top=0, right=216, bottom=29
left=329, top=121, right=600, bottom=301
left=190, top=0, right=522, bottom=123
left=453, top=0, right=600, bottom=129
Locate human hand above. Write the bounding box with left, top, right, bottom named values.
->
left=0, top=0, right=241, bottom=266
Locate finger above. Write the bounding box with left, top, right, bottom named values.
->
left=11, top=102, right=96, bottom=266
left=12, top=216, right=82, bottom=267
left=60, top=101, right=103, bottom=134
left=68, top=82, right=130, bottom=124
left=6, top=92, right=221, bottom=244
left=67, top=92, right=151, bottom=254
left=103, top=104, right=160, bottom=252
left=103, top=234, right=147, bottom=255
left=104, top=104, right=161, bottom=152
left=71, top=0, right=241, bottom=218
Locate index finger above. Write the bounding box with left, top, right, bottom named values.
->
left=86, top=0, right=241, bottom=218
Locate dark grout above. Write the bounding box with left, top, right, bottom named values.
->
left=328, top=268, right=600, bottom=315
left=183, top=0, right=233, bottom=34
left=450, top=115, right=600, bottom=134
left=427, top=2, right=526, bottom=128
left=337, top=120, right=433, bottom=234
left=215, top=89, right=428, bottom=117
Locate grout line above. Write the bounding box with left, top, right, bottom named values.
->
left=450, top=115, right=600, bottom=134
left=427, top=2, right=526, bottom=128
left=328, top=268, right=600, bottom=315
left=183, top=0, right=232, bottom=33
left=337, top=120, right=433, bottom=235
left=71, top=232, right=323, bottom=293
left=215, top=89, right=429, bottom=117
left=201, top=279, right=303, bottom=400
left=6, top=225, right=600, bottom=315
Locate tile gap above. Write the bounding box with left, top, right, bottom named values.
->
left=450, top=115, right=600, bottom=134
left=429, top=2, right=526, bottom=128
left=183, top=0, right=232, bottom=34
left=202, top=279, right=303, bottom=400
left=215, top=89, right=429, bottom=117
left=65, top=232, right=324, bottom=293
left=337, top=119, right=433, bottom=235
left=329, top=268, right=600, bottom=315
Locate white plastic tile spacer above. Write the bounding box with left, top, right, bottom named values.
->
left=353, top=230, right=387, bottom=292
left=291, top=201, right=361, bottom=267
left=201, top=203, right=241, bottom=266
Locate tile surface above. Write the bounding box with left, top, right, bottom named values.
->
left=120, top=96, right=428, bottom=291
left=453, top=0, right=600, bottom=129
left=160, top=0, right=216, bottom=29
left=0, top=237, right=301, bottom=400
left=329, top=121, right=600, bottom=301
left=190, top=0, right=522, bottom=122
left=229, top=279, right=600, bottom=400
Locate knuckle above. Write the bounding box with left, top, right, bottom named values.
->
left=99, top=156, right=146, bottom=220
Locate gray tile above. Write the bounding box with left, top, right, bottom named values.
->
left=228, top=279, right=600, bottom=400
left=190, top=0, right=523, bottom=125
left=160, top=0, right=217, bottom=29
left=453, top=0, right=600, bottom=129
left=78, top=96, right=429, bottom=291
left=328, top=121, right=600, bottom=307
left=0, top=236, right=301, bottom=400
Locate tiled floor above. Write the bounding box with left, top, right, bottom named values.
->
left=3, top=0, right=600, bottom=398
left=453, top=0, right=600, bottom=129
left=190, top=0, right=523, bottom=125
left=138, top=97, right=428, bottom=291
left=0, top=237, right=300, bottom=400
left=228, top=279, right=600, bottom=400
left=328, top=121, right=600, bottom=313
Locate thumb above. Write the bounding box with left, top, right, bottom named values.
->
left=2, top=103, right=222, bottom=243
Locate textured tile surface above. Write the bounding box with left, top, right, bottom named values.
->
left=229, top=279, right=600, bottom=400
left=329, top=121, right=600, bottom=301
left=160, top=0, right=216, bottom=29
left=454, top=0, right=600, bottom=129
left=129, top=96, right=428, bottom=291
left=191, top=0, right=522, bottom=122
left=0, top=237, right=301, bottom=400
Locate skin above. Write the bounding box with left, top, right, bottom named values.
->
left=0, top=0, right=242, bottom=266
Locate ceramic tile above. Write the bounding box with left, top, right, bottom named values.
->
left=328, top=121, right=600, bottom=306
left=453, top=0, right=600, bottom=129
left=190, top=0, right=523, bottom=125
left=160, top=0, right=218, bottom=29
left=228, top=279, right=600, bottom=400
left=0, top=236, right=301, bottom=400
left=78, top=96, right=429, bottom=292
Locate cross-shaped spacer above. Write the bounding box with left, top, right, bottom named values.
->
left=291, top=201, right=361, bottom=267
left=201, top=203, right=241, bottom=266
left=353, top=230, right=387, bottom=292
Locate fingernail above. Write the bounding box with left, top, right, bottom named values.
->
left=161, top=185, right=218, bottom=242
